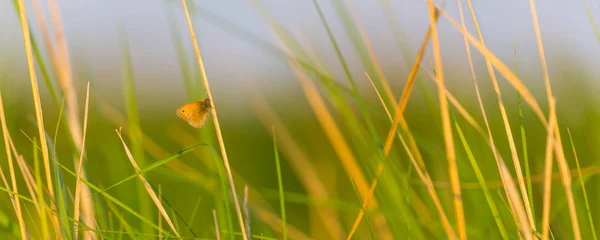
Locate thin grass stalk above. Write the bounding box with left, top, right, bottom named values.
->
left=179, top=1, right=248, bottom=239
left=528, top=0, right=581, bottom=238
left=115, top=129, right=180, bottom=237
left=585, top=0, right=600, bottom=43
left=272, top=127, right=287, bottom=240
left=0, top=92, right=26, bottom=240
left=73, top=82, right=91, bottom=239
left=15, top=0, right=59, bottom=236
left=426, top=1, right=464, bottom=238
left=213, top=209, right=222, bottom=240
left=541, top=98, right=557, bottom=240
left=464, top=0, right=536, bottom=230
left=567, top=129, right=597, bottom=240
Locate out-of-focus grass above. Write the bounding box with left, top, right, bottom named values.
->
left=0, top=0, right=600, bottom=239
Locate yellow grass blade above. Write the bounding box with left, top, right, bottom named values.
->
left=73, top=82, right=91, bottom=239
left=115, top=129, right=181, bottom=237
left=541, top=98, right=557, bottom=240
left=382, top=9, right=439, bottom=155
left=180, top=1, right=248, bottom=239
left=15, top=1, right=57, bottom=238
left=365, top=73, right=392, bottom=120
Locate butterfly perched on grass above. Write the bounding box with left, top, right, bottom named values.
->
left=176, top=97, right=211, bottom=128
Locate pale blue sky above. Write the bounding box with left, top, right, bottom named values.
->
left=1, top=0, right=600, bottom=108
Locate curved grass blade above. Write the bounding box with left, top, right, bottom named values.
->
left=94, top=142, right=207, bottom=196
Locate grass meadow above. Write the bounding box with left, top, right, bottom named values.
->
left=0, top=0, right=599, bottom=239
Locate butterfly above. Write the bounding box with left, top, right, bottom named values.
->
left=176, top=98, right=211, bottom=128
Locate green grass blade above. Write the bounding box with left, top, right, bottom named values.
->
left=272, top=127, right=287, bottom=239
left=567, top=129, right=597, bottom=240
left=454, top=116, right=509, bottom=240
left=514, top=42, right=535, bottom=221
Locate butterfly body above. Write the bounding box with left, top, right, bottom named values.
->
left=176, top=98, right=211, bottom=128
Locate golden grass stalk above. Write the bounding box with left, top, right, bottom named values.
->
left=426, top=1, right=465, bottom=238
left=463, top=0, right=536, bottom=230
left=528, top=0, right=581, bottom=238
left=179, top=1, right=248, bottom=239
left=115, top=129, right=181, bottom=237
left=15, top=0, right=58, bottom=235
left=541, top=98, right=557, bottom=240
left=366, top=73, right=392, bottom=119
left=0, top=92, right=26, bottom=240
left=346, top=164, right=383, bottom=240
left=73, top=82, right=91, bottom=239
left=246, top=86, right=345, bottom=238
left=382, top=9, right=439, bottom=155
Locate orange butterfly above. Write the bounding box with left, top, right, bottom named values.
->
left=176, top=98, right=211, bottom=128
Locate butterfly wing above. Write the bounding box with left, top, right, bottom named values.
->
left=177, top=99, right=211, bottom=128
left=188, top=104, right=209, bottom=128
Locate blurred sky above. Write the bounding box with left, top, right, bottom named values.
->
left=1, top=0, right=600, bottom=109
